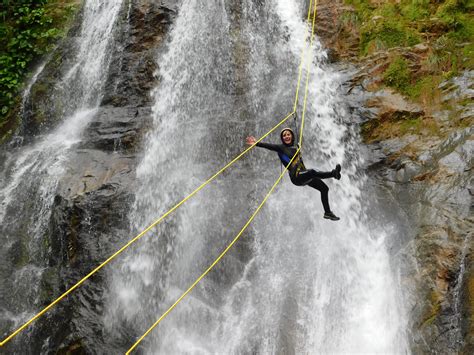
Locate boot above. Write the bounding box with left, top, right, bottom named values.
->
left=332, top=164, right=341, bottom=180
left=324, top=211, right=340, bottom=221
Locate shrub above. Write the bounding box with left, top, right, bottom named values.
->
left=0, top=0, right=77, bottom=128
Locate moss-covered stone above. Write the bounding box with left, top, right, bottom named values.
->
left=342, top=0, right=473, bottom=96
left=420, top=290, right=442, bottom=328
left=383, top=56, right=411, bottom=92
left=462, top=248, right=474, bottom=353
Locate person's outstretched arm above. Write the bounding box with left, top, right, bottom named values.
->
left=246, top=136, right=282, bottom=153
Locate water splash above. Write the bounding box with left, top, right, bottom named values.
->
left=0, top=0, right=124, bottom=348
left=106, top=0, right=408, bottom=353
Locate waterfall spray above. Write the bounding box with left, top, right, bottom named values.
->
left=0, top=0, right=124, bottom=350
left=107, top=0, right=407, bottom=353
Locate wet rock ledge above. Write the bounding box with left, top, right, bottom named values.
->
left=315, top=0, right=473, bottom=353
left=17, top=1, right=177, bottom=352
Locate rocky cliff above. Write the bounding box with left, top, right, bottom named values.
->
left=2, top=1, right=176, bottom=352
left=315, top=0, right=473, bottom=353
left=1, top=0, right=472, bottom=353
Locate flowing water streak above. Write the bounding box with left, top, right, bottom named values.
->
left=21, top=62, right=47, bottom=111
left=0, top=0, right=123, bottom=344
left=451, top=231, right=472, bottom=348
left=107, top=0, right=408, bottom=353
left=105, top=2, right=240, bottom=350
left=213, top=1, right=409, bottom=352
left=212, top=1, right=409, bottom=353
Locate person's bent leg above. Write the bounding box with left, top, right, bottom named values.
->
left=298, top=167, right=341, bottom=181
left=313, top=170, right=334, bottom=179
left=307, top=178, right=330, bottom=213
left=316, top=164, right=342, bottom=180
left=308, top=178, right=340, bottom=221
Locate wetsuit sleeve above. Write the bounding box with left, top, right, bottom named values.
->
left=256, top=142, right=283, bottom=153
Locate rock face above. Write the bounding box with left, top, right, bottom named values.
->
left=352, top=69, right=474, bottom=353
left=7, top=1, right=177, bottom=352
left=101, top=1, right=176, bottom=108
left=2, top=0, right=472, bottom=353
left=337, top=0, right=473, bottom=345
left=314, top=0, right=360, bottom=61
left=383, top=129, right=472, bottom=354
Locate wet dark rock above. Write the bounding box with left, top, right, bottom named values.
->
left=27, top=143, right=138, bottom=352
left=79, top=106, right=151, bottom=152
left=21, top=1, right=174, bottom=352
left=100, top=0, right=176, bottom=108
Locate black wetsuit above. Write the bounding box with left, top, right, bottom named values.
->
left=256, top=142, right=334, bottom=213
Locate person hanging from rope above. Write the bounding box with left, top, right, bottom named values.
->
left=246, top=127, right=341, bottom=221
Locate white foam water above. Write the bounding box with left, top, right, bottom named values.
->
left=0, top=0, right=124, bottom=348
left=105, top=1, right=409, bottom=353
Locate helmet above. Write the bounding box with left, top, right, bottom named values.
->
left=280, top=127, right=295, bottom=146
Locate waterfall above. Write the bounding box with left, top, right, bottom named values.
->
left=0, top=0, right=410, bottom=352
left=106, top=0, right=408, bottom=353
left=0, top=0, right=124, bottom=349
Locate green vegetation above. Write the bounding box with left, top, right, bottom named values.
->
left=407, top=75, right=443, bottom=107
left=361, top=113, right=440, bottom=143
left=420, top=290, right=442, bottom=328
left=382, top=54, right=444, bottom=109
left=383, top=56, right=411, bottom=93
left=345, top=0, right=474, bottom=56
left=0, top=0, right=79, bottom=131
left=346, top=0, right=473, bottom=113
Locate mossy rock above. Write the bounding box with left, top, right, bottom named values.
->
left=462, top=249, right=474, bottom=352
left=39, top=266, right=61, bottom=306
left=420, top=290, right=442, bottom=328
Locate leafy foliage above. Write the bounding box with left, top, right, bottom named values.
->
left=0, top=0, right=77, bottom=127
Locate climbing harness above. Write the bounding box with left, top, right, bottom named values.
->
left=0, top=0, right=319, bottom=351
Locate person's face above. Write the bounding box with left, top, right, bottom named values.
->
left=282, top=130, right=293, bottom=145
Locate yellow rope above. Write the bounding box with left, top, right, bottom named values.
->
left=0, top=111, right=292, bottom=348
left=126, top=147, right=301, bottom=355
left=1, top=0, right=318, bottom=349
left=292, top=0, right=314, bottom=112
left=126, top=1, right=318, bottom=352
left=299, top=0, right=318, bottom=147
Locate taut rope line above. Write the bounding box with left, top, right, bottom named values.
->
left=0, top=0, right=317, bottom=352
left=126, top=0, right=319, bottom=352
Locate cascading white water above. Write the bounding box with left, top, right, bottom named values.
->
left=227, top=2, right=409, bottom=352
left=105, top=2, right=241, bottom=350
left=0, top=0, right=123, bottom=347
left=106, top=0, right=408, bottom=353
